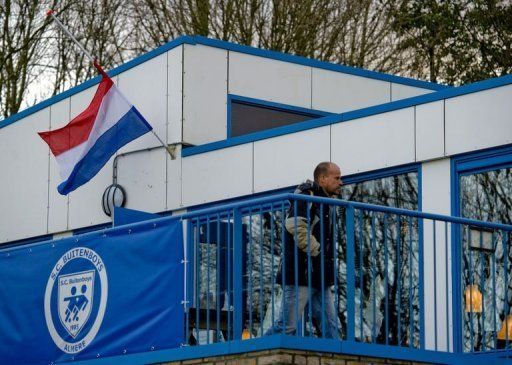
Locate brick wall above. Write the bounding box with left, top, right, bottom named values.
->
left=160, top=349, right=433, bottom=365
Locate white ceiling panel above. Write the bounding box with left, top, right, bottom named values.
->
left=253, top=127, right=330, bottom=192
left=168, top=46, right=184, bottom=144
left=312, top=68, right=389, bottom=113
left=416, top=101, right=445, bottom=161
left=331, top=108, right=415, bottom=175
left=116, top=148, right=167, bottom=213
left=118, top=54, right=168, bottom=152
left=445, top=84, right=512, bottom=155
left=229, top=51, right=311, bottom=108
left=183, top=44, right=227, bottom=145
left=182, top=144, right=253, bottom=207
left=0, top=110, right=50, bottom=242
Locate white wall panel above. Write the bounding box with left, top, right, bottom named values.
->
left=183, top=44, right=227, bottom=145
left=0, top=110, right=49, bottom=242
left=48, top=99, right=71, bottom=233
left=182, top=144, right=253, bottom=206
left=118, top=54, right=168, bottom=152
left=167, top=46, right=183, bottom=144
left=67, top=159, right=113, bottom=230
left=391, top=83, right=432, bottom=101
left=116, top=148, right=167, bottom=213
left=67, top=87, right=112, bottom=230
left=229, top=51, right=311, bottom=108
left=253, top=127, right=330, bottom=192
left=312, top=69, right=390, bottom=113
left=166, top=151, right=182, bottom=210
left=421, top=159, right=452, bottom=351
left=331, top=108, right=415, bottom=175
left=446, top=84, right=512, bottom=155
left=416, top=101, right=445, bottom=161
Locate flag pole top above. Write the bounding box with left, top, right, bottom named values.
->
left=46, top=9, right=55, bottom=17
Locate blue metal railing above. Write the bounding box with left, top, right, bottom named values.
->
left=179, top=193, right=512, bottom=356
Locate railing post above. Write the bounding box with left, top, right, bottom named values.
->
left=233, top=207, right=243, bottom=340
left=346, top=205, right=356, bottom=342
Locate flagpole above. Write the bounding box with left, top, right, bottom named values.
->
left=46, top=9, right=174, bottom=158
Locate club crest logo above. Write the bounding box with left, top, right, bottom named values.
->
left=44, top=247, right=108, bottom=354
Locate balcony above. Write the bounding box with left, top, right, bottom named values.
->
left=153, top=192, right=512, bottom=365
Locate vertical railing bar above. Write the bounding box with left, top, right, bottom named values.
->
left=384, top=213, right=389, bottom=346
left=346, top=205, right=356, bottom=342
left=468, top=227, right=474, bottom=352
left=294, top=200, right=299, bottom=337
left=409, top=216, right=414, bottom=348
left=320, top=203, right=326, bottom=338
left=333, top=207, right=339, bottom=339
left=492, top=231, right=497, bottom=350
left=270, top=203, right=275, bottom=336
left=433, top=220, right=438, bottom=351
left=371, top=211, right=377, bottom=344
left=359, top=210, right=364, bottom=342
left=195, top=218, right=200, bottom=344
left=248, top=209, right=253, bottom=338
left=445, top=221, right=450, bottom=352
left=458, top=223, right=464, bottom=353
left=397, top=215, right=402, bottom=346
left=206, top=215, right=211, bottom=344
left=227, top=211, right=232, bottom=342
left=504, top=230, right=509, bottom=348
left=307, top=200, right=313, bottom=337
left=233, top=208, right=243, bottom=340
left=185, top=220, right=191, bottom=346
left=259, top=206, right=264, bottom=338
left=480, top=230, right=486, bottom=351
left=419, top=216, right=425, bottom=350
left=216, top=214, right=221, bottom=342
left=281, top=201, right=287, bottom=337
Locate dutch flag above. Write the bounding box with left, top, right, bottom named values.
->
left=38, top=69, right=153, bottom=195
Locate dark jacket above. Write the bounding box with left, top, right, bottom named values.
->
left=277, top=180, right=336, bottom=288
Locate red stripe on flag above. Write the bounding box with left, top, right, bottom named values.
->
left=38, top=76, right=114, bottom=157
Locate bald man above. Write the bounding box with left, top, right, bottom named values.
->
left=266, top=162, right=342, bottom=339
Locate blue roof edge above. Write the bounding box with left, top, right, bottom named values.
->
left=192, top=36, right=448, bottom=91
left=182, top=72, right=512, bottom=157
left=1, top=34, right=446, bottom=130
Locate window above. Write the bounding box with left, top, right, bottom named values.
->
left=229, top=96, right=329, bottom=138
left=455, top=148, right=512, bottom=352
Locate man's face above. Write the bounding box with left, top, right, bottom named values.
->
left=319, top=164, right=342, bottom=196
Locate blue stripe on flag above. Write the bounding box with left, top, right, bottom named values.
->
left=58, top=107, right=152, bottom=195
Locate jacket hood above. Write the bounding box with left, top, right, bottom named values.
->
left=294, top=179, right=328, bottom=197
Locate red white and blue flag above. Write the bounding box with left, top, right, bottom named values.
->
left=39, top=68, right=152, bottom=195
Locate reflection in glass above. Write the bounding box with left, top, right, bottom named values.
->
left=460, top=167, right=512, bottom=351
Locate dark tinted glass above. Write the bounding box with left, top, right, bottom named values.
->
left=230, top=101, right=323, bottom=137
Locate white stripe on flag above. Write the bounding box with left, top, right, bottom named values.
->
left=56, top=86, right=132, bottom=181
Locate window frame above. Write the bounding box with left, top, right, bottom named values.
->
left=227, top=94, right=332, bottom=138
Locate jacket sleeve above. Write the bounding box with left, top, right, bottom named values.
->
left=285, top=200, right=320, bottom=257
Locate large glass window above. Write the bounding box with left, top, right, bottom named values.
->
left=459, top=164, right=512, bottom=352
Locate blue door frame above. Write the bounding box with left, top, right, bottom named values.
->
left=450, top=144, right=512, bottom=353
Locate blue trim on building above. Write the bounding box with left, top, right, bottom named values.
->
left=194, top=36, right=447, bottom=91
left=183, top=73, right=512, bottom=158
left=1, top=34, right=444, bottom=130
left=0, top=234, right=54, bottom=250
left=226, top=94, right=331, bottom=138
left=65, top=335, right=462, bottom=365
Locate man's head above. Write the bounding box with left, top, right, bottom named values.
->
left=314, top=162, right=342, bottom=197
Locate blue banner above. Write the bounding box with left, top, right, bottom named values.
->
left=0, top=218, right=184, bottom=364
